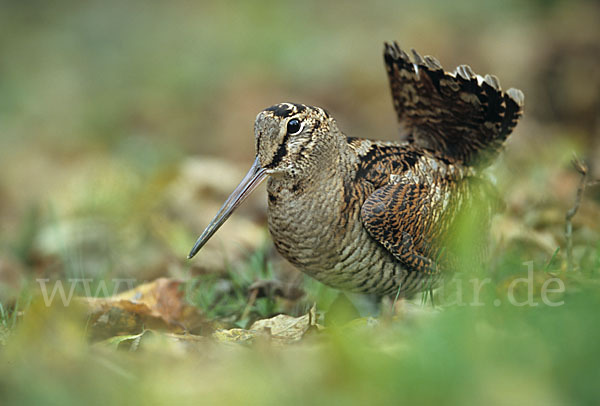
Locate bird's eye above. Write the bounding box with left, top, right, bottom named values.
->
left=286, top=119, right=302, bottom=135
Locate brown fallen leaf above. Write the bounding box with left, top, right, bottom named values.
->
left=81, top=278, right=207, bottom=341
left=212, top=305, right=321, bottom=345
left=111, top=278, right=187, bottom=323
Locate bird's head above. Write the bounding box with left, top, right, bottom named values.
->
left=188, top=102, right=337, bottom=259
left=254, top=102, right=336, bottom=177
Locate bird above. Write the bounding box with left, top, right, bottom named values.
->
left=188, top=42, right=524, bottom=297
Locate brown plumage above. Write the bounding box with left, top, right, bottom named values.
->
left=188, top=42, right=524, bottom=297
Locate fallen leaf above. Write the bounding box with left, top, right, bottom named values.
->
left=212, top=328, right=258, bottom=344
left=81, top=278, right=206, bottom=341
left=101, top=331, right=148, bottom=351
left=212, top=305, right=321, bottom=345
left=111, top=278, right=187, bottom=323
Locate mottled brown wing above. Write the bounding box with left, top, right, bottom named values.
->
left=361, top=180, right=455, bottom=276
left=360, top=174, right=494, bottom=276
left=384, top=42, right=524, bottom=167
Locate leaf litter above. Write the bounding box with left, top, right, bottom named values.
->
left=79, top=276, right=323, bottom=349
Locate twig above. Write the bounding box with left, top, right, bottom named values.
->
left=240, top=288, right=259, bottom=322
left=565, top=157, right=588, bottom=272
left=392, top=281, right=402, bottom=312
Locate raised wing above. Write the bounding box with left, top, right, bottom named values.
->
left=384, top=42, right=524, bottom=167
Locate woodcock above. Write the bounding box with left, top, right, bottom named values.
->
left=188, top=42, right=524, bottom=297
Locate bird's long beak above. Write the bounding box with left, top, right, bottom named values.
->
left=188, top=157, right=267, bottom=259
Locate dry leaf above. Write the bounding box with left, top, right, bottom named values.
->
left=212, top=305, right=320, bottom=345
left=81, top=278, right=205, bottom=340
left=111, top=278, right=186, bottom=323
left=212, top=328, right=258, bottom=344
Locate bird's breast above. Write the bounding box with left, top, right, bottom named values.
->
left=266, top=173, right=348, bottom=270
left=265, top=172, right=407, bottom=294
